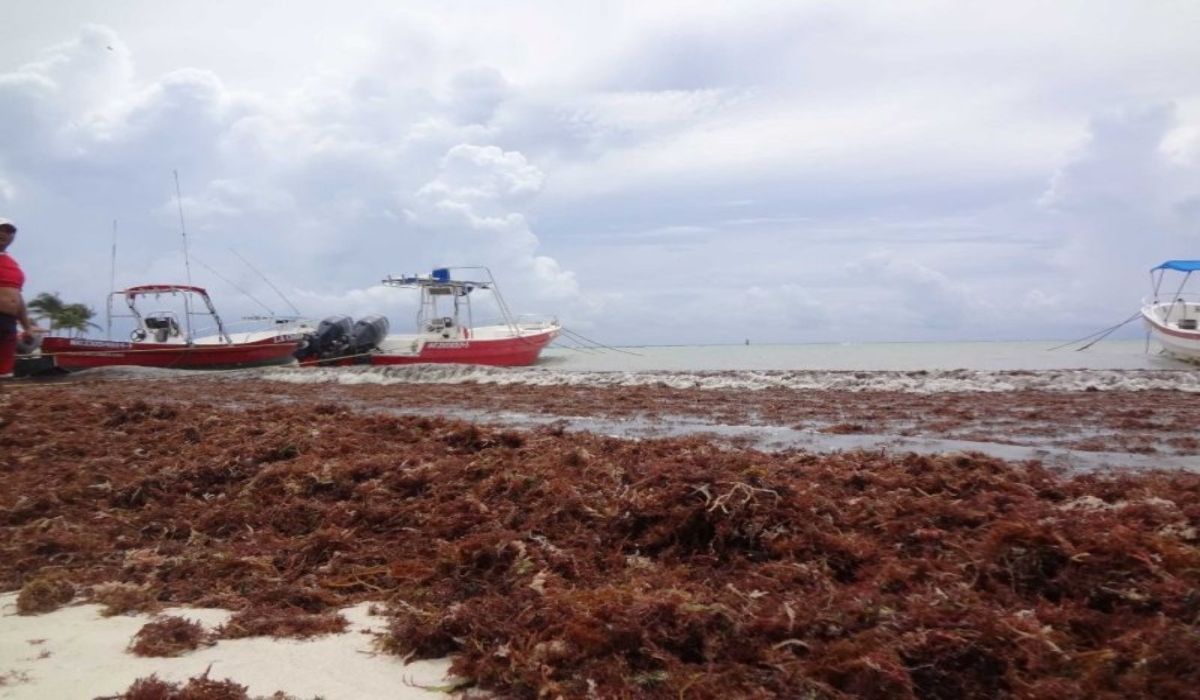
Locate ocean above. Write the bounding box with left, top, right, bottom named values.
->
left=541, top=338, right=1168, bottom=372
left=264, top=338, right=1200, bottom=394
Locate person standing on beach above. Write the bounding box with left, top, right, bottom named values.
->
left=0, top=218, right=43, bottom=379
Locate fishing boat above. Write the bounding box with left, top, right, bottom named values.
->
left=38, top=284, right=307, bottom=372
left=297, top=267, right=560, bottom=367
left=1141, top=260, right=1200, bottom=363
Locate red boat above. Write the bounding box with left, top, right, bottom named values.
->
left=38, top=284, right=306, bottom=372
left=297, top=267, right=560, bottom=367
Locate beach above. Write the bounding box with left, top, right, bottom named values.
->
left=0, top=594, right=453, bottom=699
left=3, top=368, right=1200, bottom=698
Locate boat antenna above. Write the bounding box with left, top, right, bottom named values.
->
left=173, top=169, right=193, bottom=286
left=230, top=247, right=302, bottom=316
left=109, top=219, right=118, bottom=294
left=108, top=219, right=118, bottom=339
left=191, top=256, right=276, bottom=316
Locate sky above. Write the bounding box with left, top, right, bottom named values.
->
left=1, top=0, right=1198, bottom=346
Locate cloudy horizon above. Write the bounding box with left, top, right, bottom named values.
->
left=2, top=1, right=1198, bottom=346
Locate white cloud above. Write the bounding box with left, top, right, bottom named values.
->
left=1035, top=104, right=1200, bottom=321
left=0, top=3, right=1198, bottom=346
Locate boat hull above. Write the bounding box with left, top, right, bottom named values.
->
left=40, top=336, right=302, bottom=372
left=302, top=327, right=559, bottom=367
left=1142, top=307, right=1200, bottom=364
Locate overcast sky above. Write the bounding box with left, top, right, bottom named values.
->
left=2, top=0, right=1198, bottom=345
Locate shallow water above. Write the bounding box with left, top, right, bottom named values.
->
left=54, top=340, right=1200, bottom=472
left=541, top=339, right=1178, bottom=372
left=345, top=402, right=1200, bottom=474
left=240, top=338, right=1198, bottom=394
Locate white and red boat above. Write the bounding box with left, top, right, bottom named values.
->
left=1142, top=260, right=1200, bottom=364
left=297, top=267, right=560, bottom=367
left=39, top=284, right=307, bottom=372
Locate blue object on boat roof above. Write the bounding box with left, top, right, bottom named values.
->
left=1152, top=260, right=1200, bottom=272
left=432, top=268, right=451, bottom=281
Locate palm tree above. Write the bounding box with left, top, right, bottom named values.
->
left=28, top=292, right=100, bottom=337
left=57, top=303, right=102, bottom=337
left=27, top=292, right=66, bottom=326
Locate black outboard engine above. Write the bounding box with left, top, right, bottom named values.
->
left=15, top=332, right=42, bottom=355
left=349, top=314, right=389, bottom=355
left=296, top=315, right=353, bottom=361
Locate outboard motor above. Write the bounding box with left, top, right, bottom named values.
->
left=16, top=332, right=42, bottom=355
left=302, top=315, right=353, bottom=360
left=349, top=314, right=389, bottom=354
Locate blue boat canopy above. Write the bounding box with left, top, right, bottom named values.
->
left=1152, top=260, right=1200, bottom=273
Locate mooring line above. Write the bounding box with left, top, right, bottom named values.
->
left=558, top=328, right=641, bottom=356
left=1046, top=311, right=1142, bottom=352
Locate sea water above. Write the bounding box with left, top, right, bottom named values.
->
left=56, top=339, right=1186, bottom=470
left=539, top=339, right=1172, bottom=372
left=79, top=338, right=1195, bottom=394
left=255, top=338, right=1200, bottom=471
left=265, top=338, right=1200, bottom=394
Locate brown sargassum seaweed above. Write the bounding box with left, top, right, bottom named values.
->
left=3, top=379, right=1200, bottom=699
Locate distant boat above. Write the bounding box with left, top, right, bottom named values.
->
left=1141, top=260, right=1200, bottom=364
left=38, top=284, right=306, bottom=372
left=297, top=267, right=560, bottom=367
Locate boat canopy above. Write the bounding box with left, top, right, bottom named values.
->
left=121, top=284, right=211, bottom=298
left=383, top=267, right=488, bottom=295
left=1151, top=261, right=1200, bottom=273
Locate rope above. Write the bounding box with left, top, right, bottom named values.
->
left=1046, top=311, right=1143, bottom=352
left=557, top=328, right=641, bottom=356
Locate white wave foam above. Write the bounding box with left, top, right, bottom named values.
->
left=259, top=366, right=1200, bottom=393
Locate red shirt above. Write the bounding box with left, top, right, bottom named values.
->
left=0, top=253, right=24, bottom=289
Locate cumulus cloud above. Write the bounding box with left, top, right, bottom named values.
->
left=845, top=250, right=971, bottom=335
left=1040, top=104, right=1176, bottom=217
left=445, top=66, right=511, bottom=126
left=1035, top=104, right=1200, bottom=325
left=405, top=143, right=577, bottom=306
left=0, top=25, right=134, bottom=170
left=2, top=3, right=1199, bottom=345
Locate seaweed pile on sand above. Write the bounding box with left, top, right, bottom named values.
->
left=3, top=380, right=1200, bottom=698
left=94, top=668, right=316, bottom=699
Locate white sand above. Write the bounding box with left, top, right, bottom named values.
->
left=0, top=593, right=457, bottom=699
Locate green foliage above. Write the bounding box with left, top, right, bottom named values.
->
left=27, top=291, right=101, bottom=337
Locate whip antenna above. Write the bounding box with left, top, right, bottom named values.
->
left=173, top=170, right=193, bottom=285
left=109, top=219, right=118, bottom=295
left=231, top=248, right=302, bottom=316
left=108, top=219, right=118, bottom=338
left=192, top=256, right=275, bottom=315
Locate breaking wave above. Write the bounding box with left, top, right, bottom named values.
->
left=260, top=365, right=1200, bottom=393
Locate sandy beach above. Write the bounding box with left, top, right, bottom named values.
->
left=0, top=594, right=453, bottom=699
left=3, top=373, right=1200, bottom=698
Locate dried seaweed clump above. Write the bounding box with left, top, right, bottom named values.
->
left=218, top=606, right=348, bottom=640
left=92, top=581, right=158, bottom=617
left=15, top=574, right=75, bottom=615
left=104, top=670, right=313, bottom=699
left=127, top=616, right=214, bottom=657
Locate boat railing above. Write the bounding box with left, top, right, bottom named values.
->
left=186, top=316, right=311, bottom=343
left=1145, top=293, right=1200, bottom=324
left=512, top=313, right=560, bottom=330
left=472, top=314, right=559, bottom=334
left=234, top=315, right=316, bottom=333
